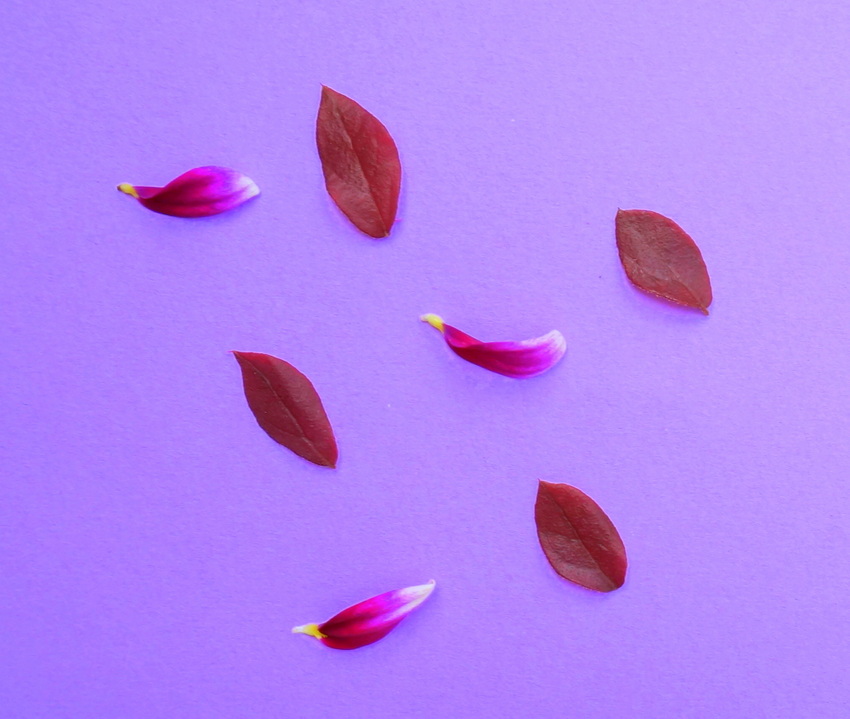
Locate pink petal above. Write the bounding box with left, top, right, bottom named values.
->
left=421, top=314, right=566, bottom=378
left=117, top=166, right=260, bottom=217
left=292, top=580, right=435, bottom=650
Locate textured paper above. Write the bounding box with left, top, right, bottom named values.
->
left=1, top=0, right=849, bottom=716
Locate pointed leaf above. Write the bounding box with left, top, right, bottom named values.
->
left=535, top=481, right=627, bottom=592
left=615, top=209, right=712, bottom=314
left=232, top=351, right=337, bottom=468
left=316, top=86, right=401, bottom=238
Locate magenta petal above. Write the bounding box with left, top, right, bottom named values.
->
left=293, top=580, right=435, bottom=650
left=117, top=166, right=260, bottom=217
left=421, top=314, right=566, bottom=378
left=318, top=623, right=401, bottom=650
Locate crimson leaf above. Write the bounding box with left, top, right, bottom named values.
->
left=316, top=86, right=401, bottom=238
left=535, top=481, right=627, bottom=592
left=616, top=209, right=712, bottom=314
left=233, top=351, right=338, bottom=468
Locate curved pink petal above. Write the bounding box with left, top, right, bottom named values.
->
left=117, top=166, right=259, bottom=217
left=421, top=314, right=565, bottom=378
left=292, top=580, right=435, bottom=650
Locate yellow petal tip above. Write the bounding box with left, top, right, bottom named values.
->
left=292, top=623, right=326, bottom=639
left=117, top=183, right=139, bottom=198
left=420, top=314, right=445, bottom=332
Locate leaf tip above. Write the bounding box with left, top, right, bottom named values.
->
left=314, top=441, right=339, bottom=469
left=117, top=182, right=139, bottom=198
left=597, top=572, right=626, bottom=592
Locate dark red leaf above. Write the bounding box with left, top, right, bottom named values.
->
left=232, top=351, right=338, bottom=468
left=316, top=86, right=401, bottom=238
left=535, top=481, right=627, bottom=592
left=615, top=209, right=712, bottom=314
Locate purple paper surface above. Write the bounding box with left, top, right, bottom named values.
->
left=2, top=0, right=849, bottom=716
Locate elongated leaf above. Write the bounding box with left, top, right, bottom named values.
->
left=232, top=351, right=338, bottom=468
left=616, top=209, right=712, bottom=314
left=535, top=481, right=627, bottom=592
left=316, top=86, right=401, bottom=238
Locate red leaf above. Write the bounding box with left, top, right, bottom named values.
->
left=615, top=209, right=712, bottom=314
left=316, top=86, right=401, bottom=238
left=535, top=481, right=627, bottom=592
left=232, top=351, right=338, bottom=468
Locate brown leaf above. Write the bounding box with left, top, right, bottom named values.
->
left=616, top=209, right=712, bottom=314
left=316, top=86, right=401, bottom=238
left=535, top=481, right=627, bottom=592
left=233, top=351, right=338, bottom=468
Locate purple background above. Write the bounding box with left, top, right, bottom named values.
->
left=2, top=0, right=849, bottom=716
